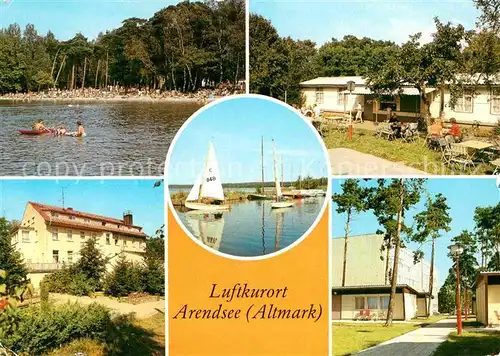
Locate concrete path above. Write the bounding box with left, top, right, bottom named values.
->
left=356, top=318, right=457, bottom=356
left=329, top=148, right=428, bottom=175
left=51, top=293, right=165, bottom=319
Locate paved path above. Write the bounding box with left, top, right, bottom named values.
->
left=51, top=293, right=165, bottom=319
left=356, top=318, right=456, bottom=356
left=329, top=148, right=428, bottom=175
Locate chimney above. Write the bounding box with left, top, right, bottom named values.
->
left=123, top=211, right=133, bottom=226
left=66, top=207, right=73, bottom=211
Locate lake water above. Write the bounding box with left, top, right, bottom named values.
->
left=0, top=101, right=202, bottom=176
left=175, top=196, right=325, bottom=257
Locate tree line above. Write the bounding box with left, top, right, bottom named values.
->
left=250, top=0, right=500, bottom=115
left=0, top=0, right=245, bottom=94
left=333, top=178, right=499, bottom=325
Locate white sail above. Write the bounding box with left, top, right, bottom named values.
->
left=199, top=142, right=225, bottom=201
left=185, top=214, right=201, bottom=238
left=186, top=174, right=202, bottom=202
left=273, top=141, right=282, bottom=198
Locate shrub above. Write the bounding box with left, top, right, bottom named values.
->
left=104, top=256, right=143, bottom=297
left=142, top=258, right=164, bottom=296
left=4, top=302, right=112, bottom=355
left=43, top=268, right=95, bottom=296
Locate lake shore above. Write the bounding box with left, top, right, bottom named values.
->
left=0, top=86, right=244, bottom=105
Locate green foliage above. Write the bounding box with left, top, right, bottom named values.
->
left=0, top=218, right=29, bottom=295
left=141, top=256, right=164, bottom=296
left=3, top=303, right=112, bottom=355
left=43, top=238, right=106, bottom=296
left=104, top=255, right=143, bottom=297
left=295, top=176, right=328, bottom=189
left=332, top=179, right=370, bottom=215
left=438, top=283, right=456, bottom=313
left=74, top=237, right=106, bottom=291
left=0, top=1, right=245, bottom=93
left=39, top=281, right=49, bottom=308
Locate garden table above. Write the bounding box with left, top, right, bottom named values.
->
left=457, top=140, right=496, bottom=164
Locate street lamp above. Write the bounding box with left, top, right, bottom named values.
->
left=347, top=80, right=355, bottom=140
left=449, top=243, right=464, bottom=336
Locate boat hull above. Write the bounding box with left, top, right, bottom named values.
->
left=184, top=202, right=230, bottom=211
left=19, top=129, right=54, bottom=135
left=247, top=194, right=273, bottom=200
left=270, top=201, right=296, bottom=209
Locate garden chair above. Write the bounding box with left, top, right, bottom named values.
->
left=376, top=122, right=394, bottom=140
left=492, top=158, right=500, bottom=175
left=438, top=138, right=452, bottom=164
left=448, top=143, right=475, bottom=172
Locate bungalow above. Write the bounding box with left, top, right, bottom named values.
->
left=474, top=271, right=500, bottom=326
left=332, top=284, right=430, bottom=321
left=300, top=76, right=500, bottom=126
left=331, top=234, right=438, bottom=321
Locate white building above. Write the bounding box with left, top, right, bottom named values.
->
left=301, top=76, right=500, bottom=126
left=331, top=234, right=439, bottom=321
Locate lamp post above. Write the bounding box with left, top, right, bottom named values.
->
left=463, top=276, right=469, bottom=321
left=347, top=80, right=355, bottom=140
left=449, top=243, right=464, bottom=336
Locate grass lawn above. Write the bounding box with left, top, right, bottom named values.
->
left=323, top=129, right=494, bottom=175
left=45, top=313, right=165, bottom=356
left=433, top=331, right=500, bottom=356
left=332, top=323, right=420, bottom=356
left=411, top=314, right=450, bottom=325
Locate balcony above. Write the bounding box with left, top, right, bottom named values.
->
left=27, top=262, right=74, bottom=272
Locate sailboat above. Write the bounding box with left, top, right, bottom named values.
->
left=270, top=140, right=295, bottom=209
left=184, top=142, right=230, bottom=211
left=248, top=136, right=273, bottom=200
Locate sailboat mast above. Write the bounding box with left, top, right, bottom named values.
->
left=299, top=161, right=303, bottom=190
left=261, top=136, right=265, bottom=195
left=198, top=142, right=210, bottom=202
left=272, top=139, right=279, bottom=202
left=281, top=155, right=284, bottom=189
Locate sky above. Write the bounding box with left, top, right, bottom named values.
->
left=0, top=0, right=179, bottom=40
left=251, top=0, right=480, bottom=45
left=0, top=179, right=164, bottom=236
left=332, top=178, right=500, bottom=287
left=167, top=97, right=329, bottom=185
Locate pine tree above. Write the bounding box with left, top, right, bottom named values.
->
left=0, top=218, right=28, bottom=295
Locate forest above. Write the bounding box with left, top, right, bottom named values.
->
left=250, top=0, right=500, bottom=108
left=0, top=0, right=245, bottom=94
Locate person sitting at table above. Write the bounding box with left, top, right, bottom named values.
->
left=445, top=117, right=462, bottom=143
left=428, top=119, right=443, bottom=137
left=388, top=113, right=402, bottom=138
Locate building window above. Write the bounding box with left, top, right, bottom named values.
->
left=102, top=222, right=106, bottom=226
left=21, top=230, right=30, bottom=243
left=52, top=250, right=59, bottom=263
left=106, top=237, right=111, bottom=245
left=80, top=231, right=85, bottom=239
left=52, top=228, right=58, bottom=241
left=123, top=240, right=127, bottom=247
left=67, top=251, right=73, bottom=264
left=380, top=95, right=396, bottom=111
left=114, top=239, right=118, bottom=245
left=51, top=212, right=59, bottom=217
left=84, top=218, right=90, bottom=223
left=67, top=230, right=72, bottom=241
left=315, top=89, right=324, bottom=105
left=455, top=92, right=473, bottom=113
left=491, top=89, right=500, bottom=114
left=367, top=297, right=378, bottom=309
left=380, top=296, right=390, bottom=310
left=355, top=297, right=365, bottom=310
left=337, top=89, right=346, bottom=106
left=69, top=216, right=75, bottom=220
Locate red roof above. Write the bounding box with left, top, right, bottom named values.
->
left=29, top=202, right=147, bottom=239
